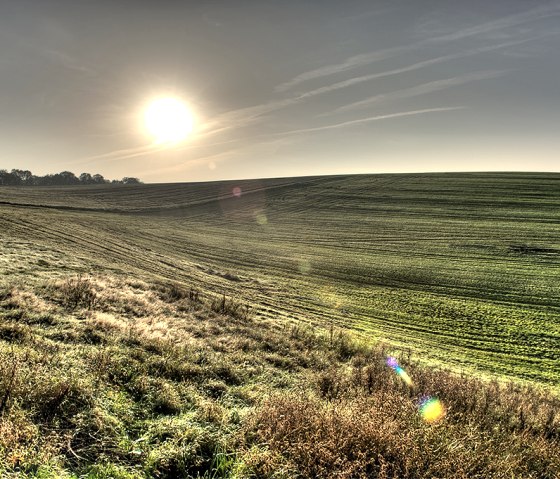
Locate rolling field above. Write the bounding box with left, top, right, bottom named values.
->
left=1, top=172, right=559, bottom=386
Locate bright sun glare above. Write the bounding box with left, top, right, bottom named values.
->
left=144, top=97, right=195, bottom=144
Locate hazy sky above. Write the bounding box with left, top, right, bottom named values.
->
left=1, top=0, right=559, bottom=182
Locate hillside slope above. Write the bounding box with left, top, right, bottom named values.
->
left=1, top=173, right=559, bottom=385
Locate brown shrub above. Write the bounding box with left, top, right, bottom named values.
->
left=152, top=281, right=201, bottom=304
left=56, top=275, right=97, bottom=311
left=243, top=393, right=560, bottom=479
left=210, top=294, right=252, bottom=321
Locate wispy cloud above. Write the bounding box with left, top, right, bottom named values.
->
left=206, top=36, right=536, bottom=134
left=43, top=49, right=96, bottom=75
left=134, top=149, right=237, bottom=178
left=275, top=47, right=406, bottom=93
left=77, top=33, right=544, bottom=170
left=276, top=4, right=560, bottom=92
left=69, top=144, right=168, bottom=167
left=422, top=3, right=560, bottom=44
left=340, top=7, right=392, bottom=24
left=90, top=106, right=463, bottom=173
left=135, top=137, right=293, bottom=178
left=146, top=106, right=463, bottom=179
left=72, top=134, right=244, bottom=167
left=273, top=107, right=465, bottom=136
left=198, top=99, right=294, bottom=134
left=290, top=39, right=528, bottom=102
left=332, top=70, right=506, bottom=114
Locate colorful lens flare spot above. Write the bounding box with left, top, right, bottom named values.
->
left=232, top=186, right=242, bottom=197
left=386, top=356, right=398, bottom=368
left=419, top=397, right=445, bottom=423
left=386, top=356, right=413, bottom=386
left=394, top=366, right=413, bottom=386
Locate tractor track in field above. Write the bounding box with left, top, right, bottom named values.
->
left=4, top=203, right=558, bottom=316
left=3, top=200, right=558, bottom=312
left=0, top=210, right=183, bottom=278
left=0, top=206, right=296, bottom=321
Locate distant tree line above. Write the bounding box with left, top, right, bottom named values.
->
left=0, top=169, right=142, bottom=186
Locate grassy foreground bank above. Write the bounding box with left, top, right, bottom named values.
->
left=0, top=274, right=558, bottom=478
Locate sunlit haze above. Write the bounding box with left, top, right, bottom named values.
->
left=1, top=0, right=559, bottom=182
left=143, top=97, right=195, bottom=145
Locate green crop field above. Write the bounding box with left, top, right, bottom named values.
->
left=1, top=172, right=559, bottom=387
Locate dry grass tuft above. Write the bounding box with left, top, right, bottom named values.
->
left=152, top=281, right=201, bottom=304
left=210, top=294, right=252, bottom=321
left=54, top=275, right=98, bottom=311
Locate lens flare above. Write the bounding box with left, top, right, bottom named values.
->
left=386, top=357, right=445, bottom=422
left=232, top=186, right=242, bottom=197
left=395, top=366, right=413, bottom=386
left=386, top=356, right=413, bottom=386
left=386, top=356, right=399, bottom=368
left=419, top=397, right=445, bottom=423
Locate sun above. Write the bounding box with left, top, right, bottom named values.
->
left=144, top=97, right=195, bottom=144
